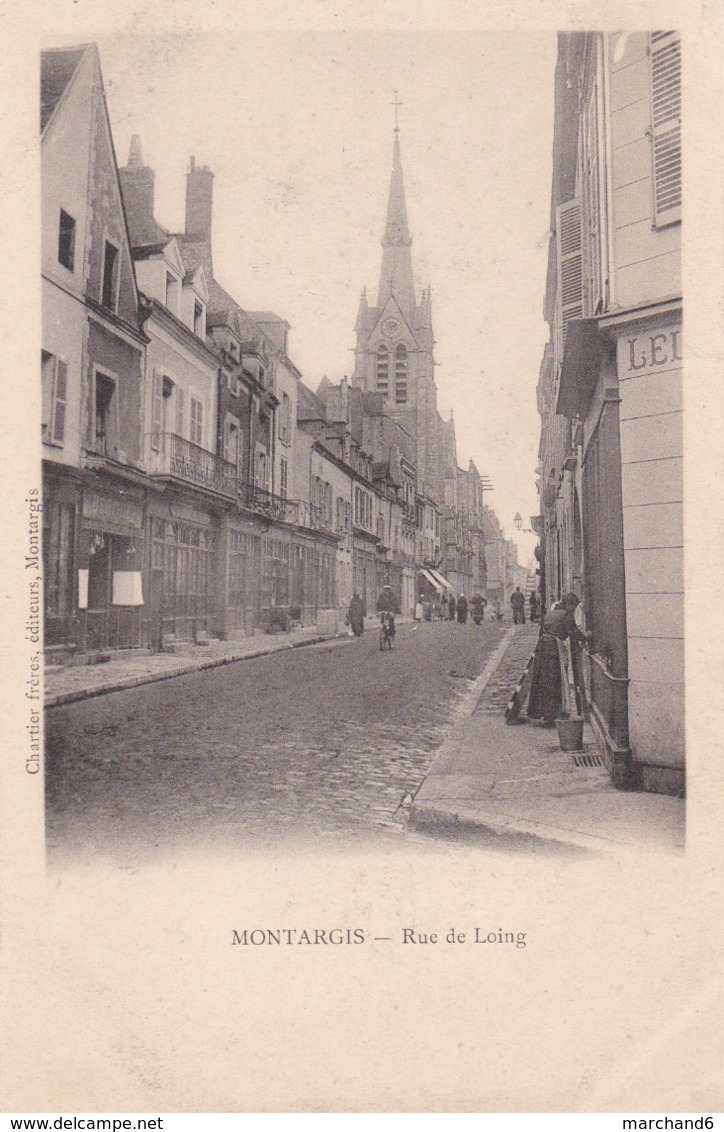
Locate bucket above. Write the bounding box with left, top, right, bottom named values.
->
left=556, top=717, right=584, bottom=752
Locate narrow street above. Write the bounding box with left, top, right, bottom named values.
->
left=46, top=619, right=509, bottom=862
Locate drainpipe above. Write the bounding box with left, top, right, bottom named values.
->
left=602, top=32, right=616, bottom=309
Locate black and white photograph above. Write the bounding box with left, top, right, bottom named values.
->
left=2, top=0, right=721, bottom=1119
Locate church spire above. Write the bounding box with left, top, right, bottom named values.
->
left=377, top=111, right=415, bottom=315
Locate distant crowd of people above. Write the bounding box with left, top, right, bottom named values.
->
left=345, top=584, right=545, bottom=638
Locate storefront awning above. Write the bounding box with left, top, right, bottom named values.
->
left=428, top=568, right=455, bottom=593
left=418, top=568, right=443, bottom=594
left=556, top=318, right=603, bottom=419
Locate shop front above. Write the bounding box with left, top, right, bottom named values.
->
left=144, top=496, right=221, bottom=649
left=42, top=463, right=82, bottom=651
left=79, top=482, right=145, bottom=651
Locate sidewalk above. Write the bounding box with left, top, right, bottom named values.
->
left=410, top=624, right=685, bottom=854
left=44, top=624, right=343, bottom=708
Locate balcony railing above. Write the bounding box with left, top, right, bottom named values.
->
left=238, top=482, right=332, bottom=533
left=147, top=433, right=237, bottom=499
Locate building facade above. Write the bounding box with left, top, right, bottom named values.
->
left=42, top=45, right=148, bottom=657
left=537, top=31, right=683, bottom=794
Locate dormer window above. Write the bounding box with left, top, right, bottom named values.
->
left=101, top=240, right=119, bottom=311
left=58, top=210, right=75, bottom=271
left=194, top=301, right=204, bottom=337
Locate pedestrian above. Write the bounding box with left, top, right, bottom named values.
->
left=471, top=594, right=487, bottom=625
left=529, top=590, right=540, bottom=623
left=492, top=599, right=502, bottom=621
left=510, top=586, right=526, bottom=624
left=527, top=593, right=591, bottom=725
left=456, top=593, right=468, bottom=624
left=376, top=583, right=400, bottom=639
left=346, top=591, right=366, bottom=637
left=448, top=594, right=456, bottom=620
left=414, top=594, right=424, bottom=622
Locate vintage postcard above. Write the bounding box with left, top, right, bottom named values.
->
left=1, top=0, right=721, bottom=1116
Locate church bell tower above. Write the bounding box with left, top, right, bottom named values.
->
left=352, top=98, right=440, bottom=498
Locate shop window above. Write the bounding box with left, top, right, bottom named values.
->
left=58, top=209, right=76, bottom=271
left=43, top=500, right=75, bottom=617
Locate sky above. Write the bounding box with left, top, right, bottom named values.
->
left=60, top=28, right=558, bottom=566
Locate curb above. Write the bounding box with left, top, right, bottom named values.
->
left=409, top=799, right=611, bottom=853
left=44, top=632, right=339, bottom=709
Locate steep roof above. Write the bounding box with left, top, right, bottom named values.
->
left=40, top=44, right=89, bottom=133
left=297, top=382, right=327, bottom=422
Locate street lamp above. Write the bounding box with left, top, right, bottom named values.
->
left=514, top=513, right=535, bottom=535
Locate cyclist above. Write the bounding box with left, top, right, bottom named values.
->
left=376, top=584, right=400, bottom=642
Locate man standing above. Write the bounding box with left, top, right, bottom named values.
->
left=375, top=584, right=398, bottom=620
left=510, top=587, right=526, bottom=624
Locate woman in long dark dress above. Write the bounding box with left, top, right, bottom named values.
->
left=527, top=593, right=590, bottom=725
left=347, top=592, right=366, bottom=637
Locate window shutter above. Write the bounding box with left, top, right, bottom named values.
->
left=151, top=372, right=163, bottom=449
left=175, top=386, right=184, bottom=436
left=649, top=31, right=681, bottom=226
left=52, top=358, right=68, bottom=444
left=556, top=199, right=583, bottom=352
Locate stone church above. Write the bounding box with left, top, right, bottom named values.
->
left=351, top=125, right=482, bottom=595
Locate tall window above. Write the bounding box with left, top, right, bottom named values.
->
left=256, top=449, right=269, bottom=490
left=190, top=397, right=203, bottom=446
left=395, top=344, right=408, bottom=403
left=376, top=345, right=389, bottom=394
left=58, top=210, right=76, bottom=271
left=101, top=240, right=119, bottom=310
left=175, top=386, right=185, bottom=436
left=649, top=31, right=682, bottom=227
left=279, top=391, right=292, bottom=444
left=94, top=372, right=115, bottom=456
left=224, top=418, right=240, bottom=469
left=41, top=350, right=68, bottom=446
left=280, top=456, right=288, bottom=499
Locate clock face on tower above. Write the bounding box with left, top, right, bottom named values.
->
left=382, top=317, right=401, bottom=339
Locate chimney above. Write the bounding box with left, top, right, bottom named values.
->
left=118, top=135, right=156, bottom=245
left=185, top=155, right=214, bottom=242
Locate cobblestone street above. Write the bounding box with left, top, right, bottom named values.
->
left=46, top=619, right=510, bottom=862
